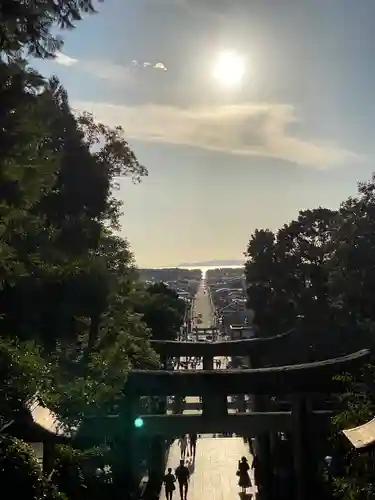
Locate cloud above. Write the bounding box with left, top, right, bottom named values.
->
left=53, top=52, right=168, bottom=81
left=132, top=60, right=168, bottom=71
left=153, top=62, right=168, bottom=71
left=71, top=100, right=361, bottom=168
left=55, top=52, right=78, bottom=67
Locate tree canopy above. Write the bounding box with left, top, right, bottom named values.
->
left=244, top=175, right=375, bottom=499
left=0, top=62, right=158, bottom=427
left=0, top=0, right=101, bottom=58
left=133, top=282, right=186, bottom=341
left=0, top=2, right=179, bottom=498
left=245, top=203, right=372, bottom=353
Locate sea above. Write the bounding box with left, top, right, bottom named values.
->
left=179, top=264, right=243, bottom=277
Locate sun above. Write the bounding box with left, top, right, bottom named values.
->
left=213, top=51, right=245, bottom=87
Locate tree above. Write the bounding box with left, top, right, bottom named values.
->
left=244, top=173, right=375, bottom=500
left=0, top=0, right=101, bottom=58
left=276, top=208, right=337, bottom=330
left=245, top=228, right=289, bottom=336
left=134, top=282, right=186, bottom=341
left=0, top=338, right=48, bottom=432
left=329, top=175, right=375, bottom=330
left=52, top=444, right=113, bottom=500
left=0, top=1, right=184, bottom=497
left=331, top=366, right=375, bottom=500
left=0, top=435, right=64, bottom=499
left=245, top=209, right=338, bottom=338
left=0, top=60, right=58, bottom=283
left=0, top=69, right=149, bottom=350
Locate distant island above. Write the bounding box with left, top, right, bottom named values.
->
left=178, top=259, right=244, bottom=268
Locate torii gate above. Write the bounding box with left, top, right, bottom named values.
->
left=78, top=331, right=369, bottom=500
left=121, top=343, right=369, bottom=500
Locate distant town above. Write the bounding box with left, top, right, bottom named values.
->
left=138, top=266, right=252, bottom=339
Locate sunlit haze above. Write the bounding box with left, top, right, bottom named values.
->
left=212, top=51, right=246, bottom=87
left=36, top=0, right=375, bottom=267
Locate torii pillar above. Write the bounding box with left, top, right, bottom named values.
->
left=201, top=355, right=227, bottom=418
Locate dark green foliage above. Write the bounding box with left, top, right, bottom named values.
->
left=52, top=444, right=113, bottom=500
left=245, top=206, right=372, bottom=354
left=0, top=0, right=101, bottom=58
left=0, top=435, right=66, bottom=499
left=0, top=1, right=178, bottom=498
left=245, top=209, right=339, bottom=339
left=331, top=366, right=375, bottom=500
left=244, top=178, right=375, bottom=498
left=0, top=338, right=47, bottom=429
left=134, top=282, right=186, bottom=341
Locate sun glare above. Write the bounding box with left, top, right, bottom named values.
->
left=213, top=51, right=245, bottom=87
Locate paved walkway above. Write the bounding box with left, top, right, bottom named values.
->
left=160, top=277, right=257, bottom=500
left=161, top=437, right=256, bottom=500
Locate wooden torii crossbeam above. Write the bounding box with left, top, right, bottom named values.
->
left=150, top=329, right=293, bottom=357
left=126, top=349, right=370, bottom=396
left=130, top=411, right=332, bottom=436
left=81, top=410, right=333, bottom=438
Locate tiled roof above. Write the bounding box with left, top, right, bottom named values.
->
left=27, top=398, right=71, bottom=437
left=343, top=418, right=375, bottom=449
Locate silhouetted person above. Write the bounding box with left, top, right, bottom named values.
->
left=179, top=434, right=188, bottom=460
left=189, top=433, right=197, bottom=457
left=163, top=468, right=176, bottom=500
left=237, top=456, right=251, bottom=494
left=175, top=459, right=190, bottom=500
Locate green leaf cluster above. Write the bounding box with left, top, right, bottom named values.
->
left=0, top=2, right=179, bottom=498
left=244, top=175, right=375, bottom=498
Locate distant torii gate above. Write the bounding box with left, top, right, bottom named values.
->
left=151, top=329, right=293, bottom=370
left=192, top=327, right=219, bottom=340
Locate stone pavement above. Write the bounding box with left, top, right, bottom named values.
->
left=160, top=437, right=256, bottom=500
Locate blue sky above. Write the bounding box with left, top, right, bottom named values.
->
left=35, top=0, right=375, bottom=267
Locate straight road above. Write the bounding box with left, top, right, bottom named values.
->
left=192, top=276, right=215, bottom=330
left=161, top=294, right=256, bottom=500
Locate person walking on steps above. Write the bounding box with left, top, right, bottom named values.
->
left=237, top=456, right=252, bottom=494
left=175, top=459, right=190, bottom=500
left=179, top=434, right=188, bottom=460
left=163, top=468, right=176, bottom=500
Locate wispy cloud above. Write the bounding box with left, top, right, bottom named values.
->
left=153, top=62, right=168, bottom=71
left=132, top=60, right=168, bottom=71
left=71, top=100, right=361, bottom=168
left=55, top=52, right=78, bottom=66
left=53, top=52, right=168, bottom=81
